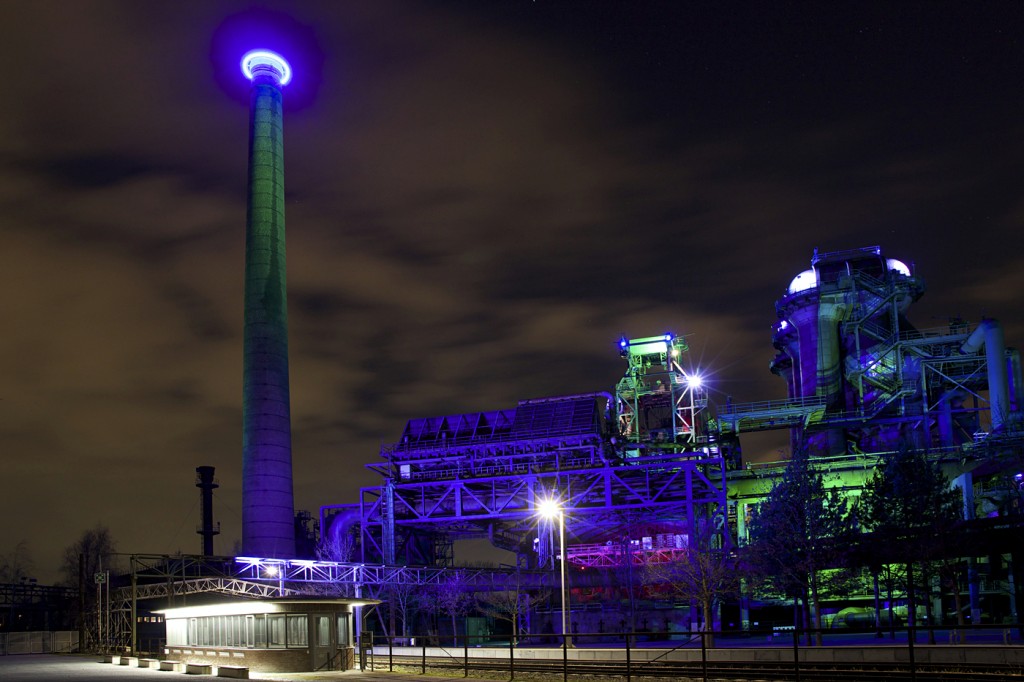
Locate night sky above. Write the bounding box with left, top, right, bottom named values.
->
left=2, top=1, right=1022, bottom=582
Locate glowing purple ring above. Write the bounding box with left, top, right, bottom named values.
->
left=241, top=50, right=292, bottom=86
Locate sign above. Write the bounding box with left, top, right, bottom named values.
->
left=94, top=572, right=107, bottom=584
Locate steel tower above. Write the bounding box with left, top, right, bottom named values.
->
left=240, top=50, right=295, bottom=557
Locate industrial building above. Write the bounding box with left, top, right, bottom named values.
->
left=311, top=244, right=1024, bottom=635
left=97, top=38, right=1023, bottom=665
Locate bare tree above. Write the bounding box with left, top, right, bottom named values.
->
left=641, top=516, right=738, bottom=647
left=423, top=569, right=473, bottom=646
left=316, top=523, right=356, bottom=563
left=0, top=540, right=34, bottom=582
left=386, top=580, right=421, bottom=643
left=60, top=526, right=117, bottom=649
left=478, top=589, right=549, bottom=646
left=60, top=525, right=118, bottom=588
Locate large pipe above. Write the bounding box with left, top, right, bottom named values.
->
left=1008, top=348, right=1023, bottom=417
left=810, top=297, right=848, bottom=455
left=960, top=319, right=1011, bottom=432
left=241, top=50, right=296, bottom=557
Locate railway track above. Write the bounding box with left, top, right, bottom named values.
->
left=366, top=653, right=1024, bottom=681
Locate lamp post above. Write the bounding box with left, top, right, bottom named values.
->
left=538, top=498, right=571, bottom=648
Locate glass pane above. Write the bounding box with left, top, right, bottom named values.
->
left=316, top=616, right=330, bottom=646
left=255, top=615, right=267, bottom=648
left=287, top=614, right=308, bottom=648
left=337, top=614, right=350, bottom=646
left=268, top=614, right=286, bottom=648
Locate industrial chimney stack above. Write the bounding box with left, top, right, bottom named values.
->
left=195, top=466, right=220, bottom=556
left=239, top=50, right=296, bottom=557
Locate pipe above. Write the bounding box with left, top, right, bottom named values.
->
left=814, top=298, right=848, bottom=454
left=1008, top=348, right=1023, bottom=417
left=960, top=319, right=1011, bottom=432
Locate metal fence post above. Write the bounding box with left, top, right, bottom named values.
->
left=907, top=625, right=916, bottom=682
left=422, top=639, right=427, bottom=675
left=464, top=636, right=469, bottom=678
left=792, top=626, right=801, bottom=682
left=625, top=632, right=631, bottom=682
left=509, top=636, right=515, bottom=681
left=562, top=632, right=568, bottom=682
left=701, top=630, right=708, bottom=682
left=389, top=635, right=393, bottom=672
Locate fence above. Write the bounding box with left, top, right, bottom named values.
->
left=0, top=631, right=80, bottom=656
left=361, top=625, right=1024, bottom=681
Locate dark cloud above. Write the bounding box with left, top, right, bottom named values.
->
left=1, top=0, right=1022, bottom=581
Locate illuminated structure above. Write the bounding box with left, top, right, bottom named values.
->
left=720, top=246, right=1021, bottom=455
left=615, top=334, right=707, bottom=446
left=106, top=244, right=1023, bottom=650
left=240, top=50, right=296, bottom=557
left=333, top=332, right=729, bottom=578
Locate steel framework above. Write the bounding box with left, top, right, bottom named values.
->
left=343, top=334, right=729, bottom=573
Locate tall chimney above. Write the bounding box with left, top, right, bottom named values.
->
left=195, top=466, right=220, bottom=556
left=240, top=50, right=295, bottom=557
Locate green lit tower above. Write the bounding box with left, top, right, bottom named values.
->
left=240, top=50, right=295, bottom=557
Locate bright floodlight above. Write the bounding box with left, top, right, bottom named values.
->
left=686, top=373, right=703, bottom=389
left=264, top=564, right=280, bottom=578
left=241, top=49, right=292, bottom=85
left=537, top=498, right=561, bottom=519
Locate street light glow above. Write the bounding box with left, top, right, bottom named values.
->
left=537, top=498, right=561, bottom=519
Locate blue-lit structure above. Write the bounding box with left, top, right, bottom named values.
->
left=323, top=247, right=1023, bottom=578
left=721, top=246, right=1021, bottom=455
left=323, top=333, right=730, bottom=579
left=107, top=245, right=1024, bottom=655
left=315, top=245, right=1024, bottom=631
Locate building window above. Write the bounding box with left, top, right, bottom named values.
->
left=268, top=614, right=286, bottom=648
left=337, top=613, right=350, bottom=647
left=287, top=614, right=308, bottom=647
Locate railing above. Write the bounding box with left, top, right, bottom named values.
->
left=720, top=396, right=827, bottom=416
left=361, top=624, right=1024, bottom=681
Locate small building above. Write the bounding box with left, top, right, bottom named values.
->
left=158, top=598, right=373, bottom=672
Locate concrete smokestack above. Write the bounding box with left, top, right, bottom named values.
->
left=240, top=50, right=295, bottom=557
left=195, top=466, right=220, bottom=556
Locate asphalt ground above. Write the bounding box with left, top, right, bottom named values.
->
left=0, top=655, right=489, bottom=682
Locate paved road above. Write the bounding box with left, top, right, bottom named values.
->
left=0, top=655, right=489, bottom=682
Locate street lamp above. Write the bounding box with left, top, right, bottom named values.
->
left=538, top=498, right=572, bottom=648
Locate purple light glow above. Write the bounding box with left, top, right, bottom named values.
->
left=241, top=49, right=292, bottom=85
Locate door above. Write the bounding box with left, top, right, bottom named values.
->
left=312, top=615, right=335, bottom=670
